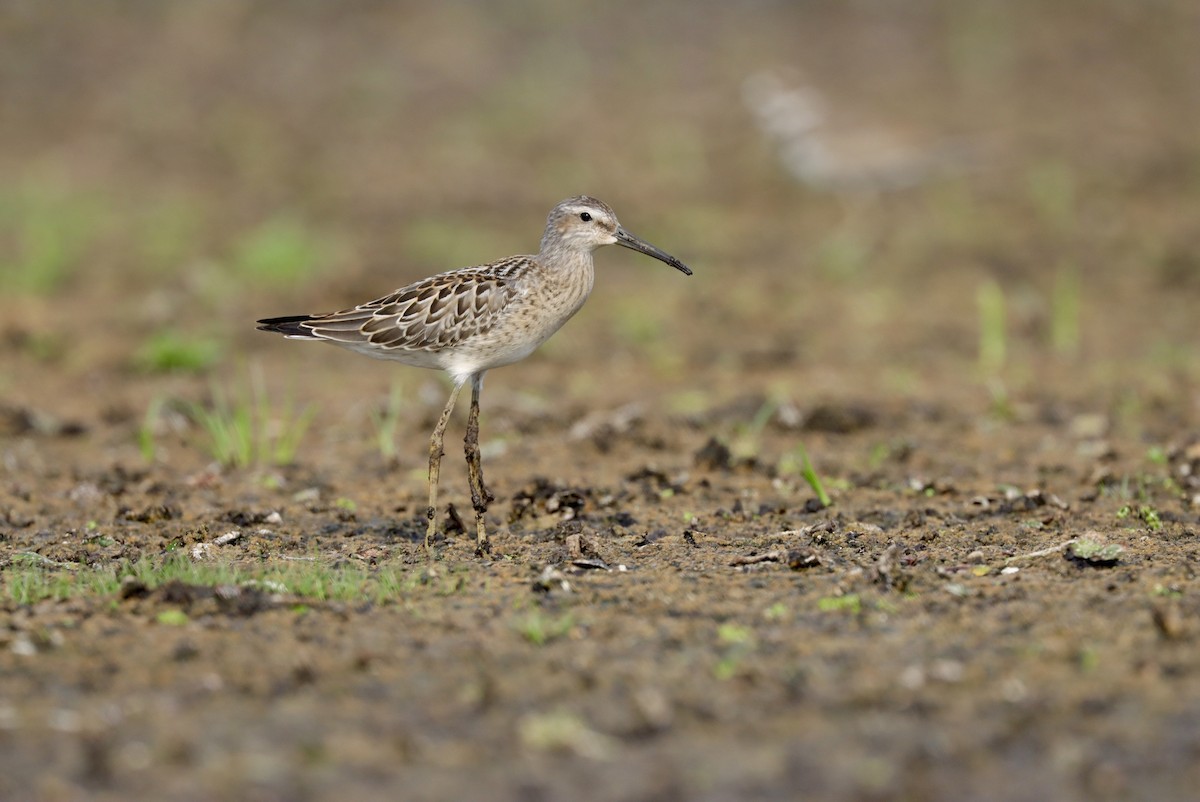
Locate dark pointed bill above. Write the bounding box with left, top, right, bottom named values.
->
left=615, top=227, right=693, bottom=275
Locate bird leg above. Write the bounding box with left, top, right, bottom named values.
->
left=426, top=382, right=464, bottom=551
left=464, top=374, right=493, bottom=555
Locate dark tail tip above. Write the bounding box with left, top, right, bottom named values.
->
left=257, top=315, right=315, bottom=336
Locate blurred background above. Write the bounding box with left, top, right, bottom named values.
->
left=1, top=0, right=1197, bottom=475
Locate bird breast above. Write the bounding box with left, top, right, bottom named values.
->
left=508, top=258, right=595, bottom=348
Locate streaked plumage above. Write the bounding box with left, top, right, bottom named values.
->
left=258, top=196, right=691, bottom=555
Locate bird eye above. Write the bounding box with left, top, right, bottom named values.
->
left=579, top=212, right=592, bottom=222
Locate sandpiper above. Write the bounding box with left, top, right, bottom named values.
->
left=257, top=196, right=691, bottom=555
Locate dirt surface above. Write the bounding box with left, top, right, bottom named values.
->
left=3, top=2, right=1200, bottom=801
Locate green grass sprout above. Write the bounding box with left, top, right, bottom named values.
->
left=786, top=442, right=831, bottom=507
left=135, top=330, right=223, bottom=374
left=190, top=365, right=316, bottom=468
left=370, top=380, right=408, bottom=465
left=1050, top=263, right=1081, bottom=358
left=977, top=279, right=1007, bottom=376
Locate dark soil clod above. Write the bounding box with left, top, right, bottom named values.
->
left=509, top=478, right=591, bottom=523
left=801, top=402, right=877, bottom=434
left=787, top=547, right=822, bottom=570
left=445, top=503, right=467, bottom=535
left=693, top=437, right=733, bottom=471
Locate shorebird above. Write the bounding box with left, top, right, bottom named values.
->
left=257, top=196, right=691, bottom=555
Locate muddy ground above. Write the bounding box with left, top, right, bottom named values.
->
left=2, top=2, right=1200, bottom=801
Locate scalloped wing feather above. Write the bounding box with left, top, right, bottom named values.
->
left=302, top=261, right=523, bottom=352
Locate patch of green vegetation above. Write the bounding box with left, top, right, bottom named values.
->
left=1140, top=506, right=1163, bottom=531
left=714, top=622, right=756, bottom=680
left=976, top=279, right=1007, bottom=377
left=1069, top=538, right=1124, bottom=563
left=1116, top=504, right=1162, bottom=532
left=1077, top=645, right=1099, bottom=673
left=1152, top=473, right=1182, bottom=497
left=867, top=442, right=892, bottom=470
left=731, top=399, right=777, bottom=460
left=190, top=366, right=316, bottom=468
left=779, top=442, right=832, bottom=507
left=1146, top=445, right=1169, bottom=466
left=126, top=552, right=244, bottom=587
left=370, top=380, right=408, bottom=465
left=434, top=568, right=472, bottom=597
left=717, top=623, right=753, bottom=644
left=1151, top=584, right=1182, bottom=599
left=0, top=184, right=105, bottom=295
left=2, top=552, right=439, bottom=606
left=260, top=474, right=285, bottom=491
left=4, top=563, right=69, bottom=605
left=373, top=566, right=425, bottom=603
left=117, top=554, right=372, bottom=605
left=3, top=554, right=122, bottom=605
left=156, top=609, right=189, bottom=626
left=874, top=597, right=901, bottom=614
left=191, top=388, right=253, bottom=468
left=1050, top=263, right=1081, bottom=358
left=763, top=602, right=788, bottom=621
left=231, top=214, right=332, bottom=287
left=818, top=594, right=862, bottom=614
left=985, top=377, right=1015, bottom=421
left=264, top=561, right=371, bottom=602
left=513, top=610, right=576, bottom=646
left=134, top=330, right=223, bottom=374
left=138, top=396, right=165, bottom=463
left=1097, top=473, right=1136, bottom=501
left=665, top=389, right=712, bottom=416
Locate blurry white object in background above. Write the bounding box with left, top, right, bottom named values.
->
left=742, top=70, right=979, bottom=196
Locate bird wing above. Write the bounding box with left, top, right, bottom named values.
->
left=302, top=262, right=522, bottom=352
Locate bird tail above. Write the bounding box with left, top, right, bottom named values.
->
left=256, top=315, right=317, bottom=337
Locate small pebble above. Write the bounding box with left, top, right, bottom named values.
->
left=10, top=636, right=36, bottom=657
left=214, top=530, right=242, bottom=546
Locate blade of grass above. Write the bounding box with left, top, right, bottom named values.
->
left=794, top=442, right=831, bottom=507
